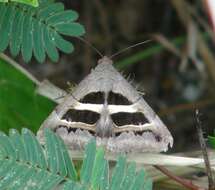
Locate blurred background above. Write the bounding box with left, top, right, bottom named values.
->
left=22, top=0, right=215, bottom=153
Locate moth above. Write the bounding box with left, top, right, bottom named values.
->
left=37, top=56, right=173, bottom=153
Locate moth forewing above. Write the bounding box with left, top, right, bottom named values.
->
left=37, top=56, right=173, bottom=153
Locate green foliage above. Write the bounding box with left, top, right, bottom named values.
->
left=0, top=1, right=85, bottom=63
left=208, top=132, right=215, bottom=149
left=0, top=128, right=153, bottom=190
left=0, top=58, right=55, bottom=133
left=0, top=0, right=38, bottom=7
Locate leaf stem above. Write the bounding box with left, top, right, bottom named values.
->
left=195, top=110, right=215, bottom=190
left=0, top=53, right=40, bottom=86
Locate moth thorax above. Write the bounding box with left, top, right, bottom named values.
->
left=95, top=104, right=113, bottom=138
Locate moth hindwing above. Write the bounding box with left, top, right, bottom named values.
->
left=37, top=56, right=173, bottom=153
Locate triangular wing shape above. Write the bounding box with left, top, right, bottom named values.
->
left=37, top=56, right=173, bottom=153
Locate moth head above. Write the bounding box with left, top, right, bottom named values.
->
left=37, top=57, right=173, bottom=153
left=98, top=56, right=113, bottom=65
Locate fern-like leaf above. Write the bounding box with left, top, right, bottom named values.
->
left=0, top=0, right=38, bottom=7
left=79, top=141, right=153, bottom=190
left=0, top=2, right=85, bottom=63
left=0, top=128, right=79, bottom=190
left=0, top=128, right=152, bottom=190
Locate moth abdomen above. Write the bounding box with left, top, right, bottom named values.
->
left=95, top=105, right=113, bottom=138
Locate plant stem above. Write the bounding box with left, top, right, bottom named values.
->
left=195, top=109, right=215, bottom=190
left=154, top=165, right=205, bottom=190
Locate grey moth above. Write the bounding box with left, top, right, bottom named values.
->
left=37, top=56, right=173, bottom=153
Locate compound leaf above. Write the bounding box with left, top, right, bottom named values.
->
left=0, top=2, right=85, bottom=63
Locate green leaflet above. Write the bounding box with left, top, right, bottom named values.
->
left=0, top=2, right=85, bottom=63
left=9, top=129, right=29, bottom=162
left=90, top=148, right=108, bottom=189
left=99, top=160, right=109, bottom=190
left=0, top=129, right=73, bottom=190
left=8, top=165, right=36, bottom=190
left=55, top=22, right=85, bottom=36
left=51, top=31, right=74, bottom=53
left=37, top=2, right=64, bottom=19
left=0, top=0, right=39, bottom=7
left=43, top=25, right=59, bottom=62
left=130, top=169, right=146, bottom=190
left=21, top=128, right=47, bottom=167
left=80, top=139, right=96, bottom=184
left=47, top=10, right=78, bottom=25
left=12, top=0, right=39, bottom=7
left=110, top=156, right=126, bottom=190
left=9, top=10, right=24, bottom=56
left=57, top=133, right=77, bottom=180
left=208, top=135, right=215, bottom=149
left=143, top=178, right=153, bottom=190
left=21, top=12, right=33, bottom=62
left=120, top=162, right=136, bottom=190
left=44, top=128, right=77, bottom=179
left=33, top=19, right=46, bottom=63
left=0, top=164, right=25, bottom=189
left=0, top=131, right=16, bottom=159
left=0, top=5, right=15, bottom=52
left=62, top=181, right=84, bottom=190
left=0, top=128, right=153, bottom=190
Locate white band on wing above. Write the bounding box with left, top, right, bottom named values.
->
left=74, top=102, right=138, bottom=114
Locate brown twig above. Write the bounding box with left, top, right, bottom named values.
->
left=154, top=165, right=205, bottom=190
left=195, top=110, right=215, bottom=190
left=159, top=99, right=215, bottom=117
left=171, top=0, right=215, bottom=84
left=186, top=2, right=215, bottom=43
left=204, top=0, right=215, bottom=34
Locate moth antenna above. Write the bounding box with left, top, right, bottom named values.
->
left=54, top=92, right=79, bottom=102
left=77, top=37, right=104, bottom=58
left=110, top=39, right=152, bottom=59
left=55, top=94, right=66, bottom=101
left=71, top=94, right=80, bottom=102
